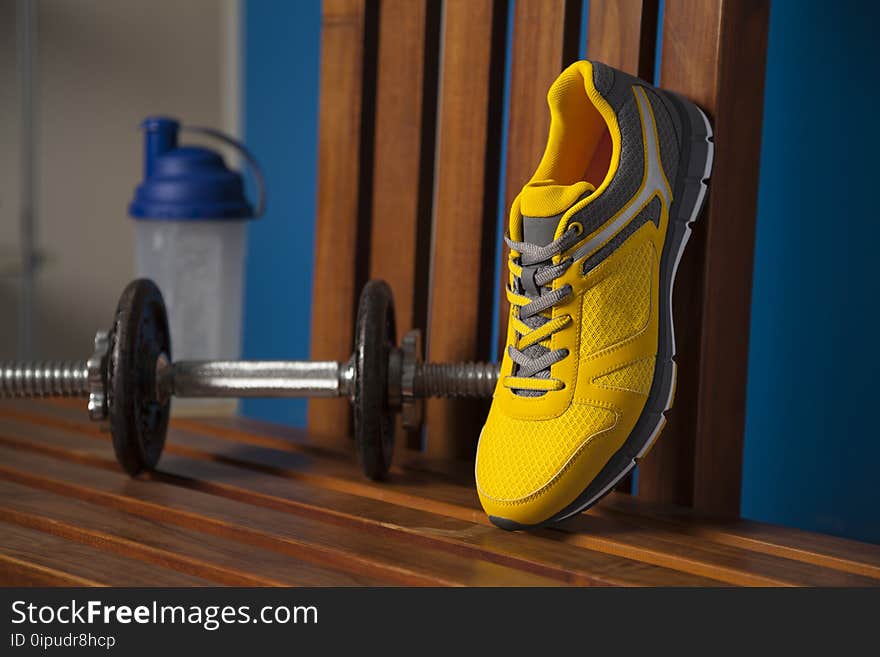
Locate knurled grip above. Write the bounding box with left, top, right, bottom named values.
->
left=0, top=361, right=89, bottom=397
left=414, top=362, right=499, bottom=398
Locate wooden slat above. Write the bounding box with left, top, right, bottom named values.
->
left=8, top=406, right=880, bottom=587
left=586, top=0, right=659, bottom=79
left=309, top=0, right=377, bottom=438
left=161, top=431, right=880, bottom=586
left=0, top=417, right=726, bottom=587
left=3, top=403, right=878, bottom=587
left=369, top=0, right=440, bottom=338
left=368, top=0, right=441, bottom=449
left=552, top=515, right=877, bottom=587
left=151, top=421, right=880, bottom=581
left=0, top=477, right=383, bottom=586
left=154, top=433, right=874, bottom=585
left=594, top=496, right=880, bottom=580
left=425, top=0, right=508, bottom=458
left=496, top=0, right=583, bottom=359
left=153, top=458, right=711, bottom=586
left=0, top=553, right=102, bottom=586
left=179, top=416, right=880, bottom=583
left=22, top=402, right=880, bottom=578
left=0, top=443, right=561, bottom=587
left=584, top=0, right=659, bottom=495
left=636, top=0, right=769, bottom=515
left=0, top=520, right=210, bottom=587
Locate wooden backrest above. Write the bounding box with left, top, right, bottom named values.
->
left=308, top=0, right=769, bottom=518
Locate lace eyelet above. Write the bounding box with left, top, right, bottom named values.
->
left=568, top=221, right=584, bottom=236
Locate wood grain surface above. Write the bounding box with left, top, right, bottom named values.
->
left=424, top=0, right=508, bottom=459
left=636, top=0, right=770, bottom=516
left=586, top=0, right=659, bottom=79
left=309, top=0, right=378, bottom=439
left=1, top=401, right=876, bottom=587
left=369, top=0, right=440, bottom=339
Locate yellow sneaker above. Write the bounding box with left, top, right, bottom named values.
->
left=476, top=60, right=714, bottom=529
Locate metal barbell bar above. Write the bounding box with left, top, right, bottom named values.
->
left=0, top=279, right=499, bottom=480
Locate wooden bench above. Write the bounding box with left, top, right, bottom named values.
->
left=1, top=399, right=878, bottom=586
left=309, top=0, right=769, bottom=517
left=2, top=1, right=878, bottom=587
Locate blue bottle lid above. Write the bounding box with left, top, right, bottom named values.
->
left=129, top=116, right=264, bottom=220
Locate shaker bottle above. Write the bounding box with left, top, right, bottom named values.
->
left=129, top=117, right=265, bottom=415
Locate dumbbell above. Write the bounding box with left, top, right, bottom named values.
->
left=0, top=279, right=498, bottom=480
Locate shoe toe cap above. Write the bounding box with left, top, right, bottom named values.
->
left=475, top=403, right=621, bottom=528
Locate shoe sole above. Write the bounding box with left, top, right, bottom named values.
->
left=490, top=90, right=715, bottom=531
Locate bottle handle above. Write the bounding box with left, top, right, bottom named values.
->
left=182, top=126, right=266, bottom=218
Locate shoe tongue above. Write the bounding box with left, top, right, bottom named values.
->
left=523, top=215, right=563, bottom=247
left=520, top=181, right=594, bottom=246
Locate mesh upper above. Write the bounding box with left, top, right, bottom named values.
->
left=593, top=356, right=656, bottom=395
left=476, top=403, right=617, bottom=502
left=646, top=88, right=680, bottom=187
left=580, top=240, right=654, bottom=357
left=591, top=61, right=614, bottom=96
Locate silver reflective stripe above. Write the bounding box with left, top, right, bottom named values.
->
left=572, top=86, right=671, bottom=268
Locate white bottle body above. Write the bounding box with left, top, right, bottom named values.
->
left=135, top=220, right=246, bottom=416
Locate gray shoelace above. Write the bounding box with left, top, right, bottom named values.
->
left=505, top=225, right=582, bottom=389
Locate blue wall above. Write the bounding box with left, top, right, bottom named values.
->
left=242, top=0, right=879, bottom=543
left=242, top=1, right=321, bottom=426
left=741, top=0, right=880, bottom=544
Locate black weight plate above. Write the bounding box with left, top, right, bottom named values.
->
left=107, top=279, right=172, bottom=475
left=353, top=279, right=396, bottom=480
